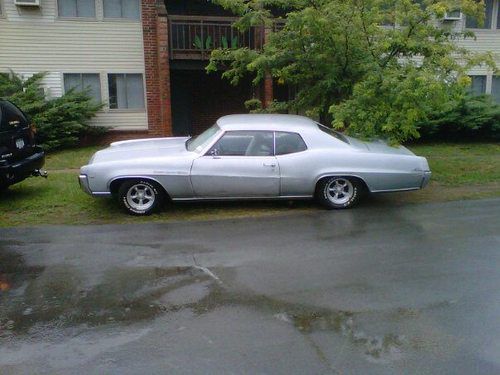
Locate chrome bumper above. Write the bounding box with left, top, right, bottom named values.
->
left=78, top=174, right=92, bottom=195
left=421, top=171, right=432, bottom=188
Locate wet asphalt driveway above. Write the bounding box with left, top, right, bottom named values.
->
left=0, top=198, right=499, bottom=374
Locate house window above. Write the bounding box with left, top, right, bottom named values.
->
left=58, top=0, right=96, bottom=18
left=64, top=73, right=101, bottom=103
left=103, top=0, right=140, bottom=20
left=497, top=2, right=500, bottom=29
left=492, top=76, right=500, bottom=104
left=108, top=74, right=145, bottom=109
left=466, top=0, right=493, bottom=29
left=469, top=75, right=487, bottom=95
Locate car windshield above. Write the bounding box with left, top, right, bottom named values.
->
left=186, top=124, right=221, bottom=153
left=317, top=123, right=349, bottom=144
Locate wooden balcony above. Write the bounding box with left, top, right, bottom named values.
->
left=168, top=15, right=265, bottom=60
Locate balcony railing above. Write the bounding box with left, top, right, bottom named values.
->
left=169, top=15, right=265, bottom=60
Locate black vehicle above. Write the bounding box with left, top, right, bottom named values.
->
left=0, top=99, right=47, bottom=190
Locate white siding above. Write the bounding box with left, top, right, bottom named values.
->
left=453, top=1, right=500, bottom=96
left=0, top=0, right=147, bottom=131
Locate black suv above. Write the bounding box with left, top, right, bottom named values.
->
left=0, top=99, right=46, bottom=190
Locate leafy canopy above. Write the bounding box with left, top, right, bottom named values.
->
left=207, top=0, right=497, bottom=143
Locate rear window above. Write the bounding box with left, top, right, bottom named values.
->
left=0, top=101, right=29, bottom=131
left=317, top=124, right=349, bottom=144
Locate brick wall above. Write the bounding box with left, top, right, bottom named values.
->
left=142, top=0, right=172, bottom=137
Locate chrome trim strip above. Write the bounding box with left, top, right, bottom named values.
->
left=172, top=195, right=313, bottom=201
left=371, top=187, right=421, bottom=193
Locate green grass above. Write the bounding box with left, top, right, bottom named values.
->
left=0, top=143, right=498, bottom=228
left=408, top=143, right=500, bottom=185
left=45, top=146, right=102, bottom=170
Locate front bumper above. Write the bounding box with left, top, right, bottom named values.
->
left=421, top=171, right=432, bottom=188
left=0, top=148, right=45, bottom=186
left=78, top=174, right=93, bottom=195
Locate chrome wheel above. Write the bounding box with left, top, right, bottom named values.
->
left=325, top=178, right=354, bottom=205
left=126, top=183, right=156, bottom=211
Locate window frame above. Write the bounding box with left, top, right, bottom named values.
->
left=275, top=131, right=309, bottom=156
left=204, top=130, right=309, bottom=158
left=56, top=0, right=97, bottom=20
left=107, top=73, right=146, bottom=112
left=468, top=75, right=488, bottom=96
left=465, top=0, right=495, bottom=30
left=206, top=130, right=275, bottom=157
left=492, top=76, right=500, bottom=103
left=102, top=0, right=141, bottom=21
left=63, top=73, right=102, bottom=103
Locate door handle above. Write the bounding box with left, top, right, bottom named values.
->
left=263, top=163, right=276, bottom=168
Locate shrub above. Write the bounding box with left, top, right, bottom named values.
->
left=0, top=72, right=104, bottom=151
left=417, top=95, right=500, bottom=141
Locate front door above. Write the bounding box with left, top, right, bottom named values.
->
left=190, top=131, right=280, bottom=198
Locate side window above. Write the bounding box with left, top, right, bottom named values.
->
left=208, top=131, right=274, bottom=156
left=275, top=132, right=307, bottom=155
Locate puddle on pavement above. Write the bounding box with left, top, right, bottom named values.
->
left=186, top=282, right=406, bottom=362
left=0, top=246, right=214, bottom=338
left=1, top=246, right=406, bottom=363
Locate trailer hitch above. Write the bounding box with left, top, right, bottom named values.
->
left=33, top=169, right=48, bottom=178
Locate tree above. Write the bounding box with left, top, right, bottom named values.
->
left=0, top=72, right=104, bottom=151
left=207, top=0, right=497, bottom=143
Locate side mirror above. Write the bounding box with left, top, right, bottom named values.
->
left=210, top=148, right=219, bottom=157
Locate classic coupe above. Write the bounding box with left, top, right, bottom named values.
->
left=79, top=114, right=431, bottom=215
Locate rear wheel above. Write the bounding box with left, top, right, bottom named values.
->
left=316, top=177, right=362, bottom=209
left=118, top=180, right=164, bottom=216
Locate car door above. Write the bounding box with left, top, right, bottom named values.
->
left=190, top=131, right=280, bottom=198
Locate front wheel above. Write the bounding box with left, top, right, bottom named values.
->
left=316, top=177, right=362, bottom=209
left=118, top=180, right=164, bottom=216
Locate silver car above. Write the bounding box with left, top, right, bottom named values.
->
left=79, top=114, right=431, bottom=215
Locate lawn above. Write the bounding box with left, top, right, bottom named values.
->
left=0, top=143, right=498, bottom=227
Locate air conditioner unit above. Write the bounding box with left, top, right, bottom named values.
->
left=443, top=10, right=462, bottom=21
left=14, top=0, right=41, bottom=7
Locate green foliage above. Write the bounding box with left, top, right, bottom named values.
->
left=208, top=0, right=497, bottom=143
left=0, top=72, right=103, bottom=151
left=418, top=94, right=500, bottom=141
left=244, top=98, right=264, bottom=111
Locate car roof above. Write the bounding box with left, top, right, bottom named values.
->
left=216, top=114, right=318, bottom=132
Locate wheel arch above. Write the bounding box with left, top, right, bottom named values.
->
left=109, top=176, right=171, bottom=200
left=314, top=174, right=370, bottom=195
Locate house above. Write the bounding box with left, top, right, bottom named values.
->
left=0, top=0, right=499, bottom=140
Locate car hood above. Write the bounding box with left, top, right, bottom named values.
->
left=89, top=137, right=192, bottom=164
left=345, top=136, right=415, bottom=156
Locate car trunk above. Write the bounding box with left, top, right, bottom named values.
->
left=0, top=101, right=35, bottom=163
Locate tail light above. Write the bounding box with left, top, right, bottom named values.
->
left=28, top=123, right=37, bottom=143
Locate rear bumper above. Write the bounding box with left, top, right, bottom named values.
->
left=0, top=147, right=45, bottom=186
